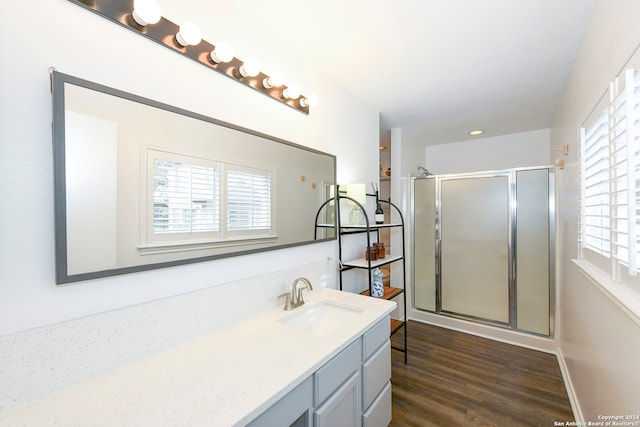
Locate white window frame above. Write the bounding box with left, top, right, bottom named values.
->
left=578, top=67, right=640, bottom=303
left=579, top=96, right=612, bottom=274
left=139, top=149, right=276, bottom=254
left=146, top=150, right=221, bottom=244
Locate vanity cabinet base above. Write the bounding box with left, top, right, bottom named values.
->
left=250, top=316, right=392, bottom=427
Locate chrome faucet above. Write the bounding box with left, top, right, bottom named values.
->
left=283, top=277, right=313, bottom=311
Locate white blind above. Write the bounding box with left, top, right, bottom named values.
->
left=153, top=159, right=220, bottom=233
left=226, top=167, right=272, bottom=231
left=632, top=70, right=640, bottom=274
left=146, top=150, right=275, bottom=247
left=580, top=68, right=640, bottom=277
left=580, top=108, right=610, bottom=257
left=609, top=69, right=640, bottom=275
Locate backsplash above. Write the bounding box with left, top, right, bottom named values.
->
left=0, top=259, right=334, bottom=413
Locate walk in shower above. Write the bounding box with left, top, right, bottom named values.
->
left=411, top=167, right=555, bottom=336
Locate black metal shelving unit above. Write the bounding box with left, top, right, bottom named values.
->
left=314, top=188, right=408, bottom=363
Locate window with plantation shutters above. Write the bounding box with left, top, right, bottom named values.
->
left=226, top=166, right=273, bottom=234
left=579, top=67, right=640, bottom=281
left=153, top=159, right=220, bottom=234
left=609, top=69, right=640, bottom=276
left=580, top=105, right=610, bottom=259
left=143, top=149, right=274, bottom=251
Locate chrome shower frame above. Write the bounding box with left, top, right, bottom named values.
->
left=410, top=166, right=556, bottom=337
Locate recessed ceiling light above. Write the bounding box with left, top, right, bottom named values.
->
left=469, top=130, right=484, bottom=136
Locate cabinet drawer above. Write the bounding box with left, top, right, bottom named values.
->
left=362, top=316, right=389, bottom=361
left=362, top=381, right=392, bottom=427
left=362, top=340, right=391, bottom=409
left=314, top=339, right=360, bottom=406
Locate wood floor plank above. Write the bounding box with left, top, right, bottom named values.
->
left=389, top=321, right=574, bottom=426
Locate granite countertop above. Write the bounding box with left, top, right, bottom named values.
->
left=0, top=289, right=395, bottom=427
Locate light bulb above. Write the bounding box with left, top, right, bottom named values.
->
left=283, top=83, right=301, bottom=100
left=300, top=93, right=319, bottom=108
left=176, top=21, right=202, bottom=47
left=239, top=58, right=260, bottom=77
left=263, top=72, right=284, bottom=89
left=132, top=0, right=161, bottom=26
left=210, top=41, right=234, bottom=63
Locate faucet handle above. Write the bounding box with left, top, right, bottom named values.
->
left=280, top=292, right=293, bottom=311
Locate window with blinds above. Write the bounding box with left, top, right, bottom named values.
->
left=580, top=107, right=610, bottom=258
left=145, top=149, right=274, bottom=248
left=153, top=159, right=220, bottom=234
left=226, top=167, right=272, bottom=233
left=579, top=68, right=640, bottom=279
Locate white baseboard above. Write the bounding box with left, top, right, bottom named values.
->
left=408, top=308, right=557, bottom=353
left=556, top=348, right=583, bottom=422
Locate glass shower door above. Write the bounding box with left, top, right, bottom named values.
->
left=440, top=175, right=510, bottom=324
left=413, top=177, right=437, bottom=312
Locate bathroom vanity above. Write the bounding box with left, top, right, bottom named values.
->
left=0, top=289, right=395, bottom=426
left=249, top=310, right=392, bottom=426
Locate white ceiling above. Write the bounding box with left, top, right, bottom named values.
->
left=174, top=1, right=598, bottom=146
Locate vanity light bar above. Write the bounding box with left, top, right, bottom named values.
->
left=70, top=0, right=315, bottom=114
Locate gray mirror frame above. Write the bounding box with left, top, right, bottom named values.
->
left=51, top=71, right=336, bottom=284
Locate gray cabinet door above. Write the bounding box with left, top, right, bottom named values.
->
left=314, top=372, right=362, bottom=427
left=362, top=341, right=391, bottom=410
left=362, top=381, right=392, bottom=427
left=247, top=376, right=313, bottom=427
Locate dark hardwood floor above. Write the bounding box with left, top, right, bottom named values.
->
left=389, top=321, right=574, bottom=427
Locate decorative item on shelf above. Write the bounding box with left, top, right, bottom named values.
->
left=365, top=246, right=378, bottom=261
left=349, top=209, right=365, bottom=225
left=371, top=267, right=384, bottom=298
left=374, top=242, right=385, bottom=259
left=372, top=182, right=384, bottom=224
left=346, top=183, right=366, bottom=225
left=375, top=201, right=384, bottom=224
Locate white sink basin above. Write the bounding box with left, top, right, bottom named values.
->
left=278, top=300, right=364, bottom=337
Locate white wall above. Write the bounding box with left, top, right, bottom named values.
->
left=425, top=128, right=551, bottom=175
left=551, top=0, right=640, bottom=420
left=0, top=1, right=379, bottom=336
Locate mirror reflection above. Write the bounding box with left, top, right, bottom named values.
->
left=52, top=72, right=336, bottom=284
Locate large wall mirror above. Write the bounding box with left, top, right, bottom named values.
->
left=52, top=71, right=336, bottom=284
